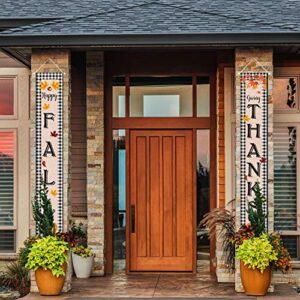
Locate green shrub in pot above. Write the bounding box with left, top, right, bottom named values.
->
left=25, top=236, right=69, bottom=296
left=236, top=233, right=277, bottom=272
left=236, top=233, right=277, bottom=296
left=26, top=236, right=69, bottom=277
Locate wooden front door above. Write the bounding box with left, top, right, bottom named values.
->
left=129, top=130, right=194, bottom=272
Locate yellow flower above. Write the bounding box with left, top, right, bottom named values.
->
left=50, top=189, right=58, bottom=197
left=51, top=81, right=59, bottom=91
left=242, top=115, right=250, bottom=122
left=40, top=81, right=48, bottom=90
left=42, top=103, right=50, bottom=110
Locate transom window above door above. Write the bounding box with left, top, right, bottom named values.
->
left=112, top=76, right=210, bottom=118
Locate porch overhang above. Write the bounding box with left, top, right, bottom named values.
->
left=1, top=32, right=300, bottom=47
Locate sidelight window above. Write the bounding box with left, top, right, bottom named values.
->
left=196, top=130, right=210, bottom=258
left=112, top=130, right=126, bottom=270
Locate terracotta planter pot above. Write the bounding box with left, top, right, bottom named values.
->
left=35, top=264, right=66, bottom=296
left=240, top=261, right=271, bottom=296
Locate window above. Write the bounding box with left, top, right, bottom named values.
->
left=113, top=77, right=125, bottom=117
left=274, top=126, right=297, bottom=232
left=0, top=67, right=30, bottom=255
left=0, top=131, right=16, bottom=253
left=112, top=76, right=212, bottom=118
left=196, top=130, right=210, bottom=257
left=273, top=68, right=300, bottom=260
left=0, top=78, right=15, bottom=117
left=197, top=77, right=210, bottom=117
left=130, top=77, right=193, bottom=117
left=113, top=130, right=126, bottom=270
left=273, top=77, right=299, bottom=112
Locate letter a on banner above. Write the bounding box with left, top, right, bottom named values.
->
left=240, top=73, right=268, bottom=225
left=36, top=73, right=63, bottom=231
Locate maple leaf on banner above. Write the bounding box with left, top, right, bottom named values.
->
left=42, top=161, right=46, bottom=168
left=40, top=81, right=48, bottom=90
left=52, top=81, right=59, bottom=91
left=258, top=75, right=265, bottom=82
left=247, top=79, right=258, bottom=89
left=50, top=189, right=58, bottom=197
left=43, top=103, right=50, bottom=110
left=50, top=131, right=58, bottom=137
left=260, top=157, right=267, bottom=163
left=242, top=115, right=250, bottom=122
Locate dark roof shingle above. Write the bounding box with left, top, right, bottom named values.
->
left=1, top=0, right=300, bottom=38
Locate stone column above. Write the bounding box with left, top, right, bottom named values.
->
left=30, top=49, right=72, bottom=292
left=86, top=51, right=105, bottom=276
left=235, top=48, right=273, bottom=292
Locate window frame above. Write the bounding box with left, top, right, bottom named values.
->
left=274, top=68, right=300, bottom=260
left=0, top=67, right=30, bottom=256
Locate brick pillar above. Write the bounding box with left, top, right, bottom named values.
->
left=30, top=49, right=72, bottom=292
left=235, top=48, right=273, bottom=292
left=86, top=51, right=105, bottom=276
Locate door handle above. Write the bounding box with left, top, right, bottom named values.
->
left=131, top=204, right=135, bottom=233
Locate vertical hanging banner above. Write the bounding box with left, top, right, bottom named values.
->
left=36, top=73, right=63, bottom=231
left=240, top=73, right=268, bottom=225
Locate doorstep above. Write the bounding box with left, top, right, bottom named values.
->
left=23, top=272, right=298, bottom=299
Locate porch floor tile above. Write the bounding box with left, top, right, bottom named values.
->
left=23, top=272, right=298, bottom=299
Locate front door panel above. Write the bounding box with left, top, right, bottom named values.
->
left=129, top=130, right=194, bottom=271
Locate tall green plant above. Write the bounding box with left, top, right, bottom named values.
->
left=248, top=184, right=266, bottom=237
left=32, top=179, right=55, bottom=236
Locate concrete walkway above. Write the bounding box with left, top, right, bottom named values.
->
left=23, top=272, right=299, bottom=299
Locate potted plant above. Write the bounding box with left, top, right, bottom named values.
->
left=236, top=233, right=277, bottom=295
left=235, top=185, right=291, bottom=296
left=71, top=246, right=94, bottom=278
left=25, top=236, right=69, bottom=296
left=201, top=184, right=291, bottom=296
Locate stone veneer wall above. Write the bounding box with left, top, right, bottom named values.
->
left=86, top=51, right=105, bottom=276
left=235, top=48, right=273, bottom=292
left=30, top=49, right=72, bottom=292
